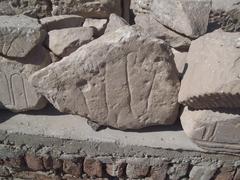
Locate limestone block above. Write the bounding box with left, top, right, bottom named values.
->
left=0, top=46, right=51, bottom=112
left=151, top=0, right=211, bottom=38
left=40, top=15, right=85, bottom=32
left=179, top=30, right=240, bottom=109
left=172, top=49, right=188, bottom=79
left=51, top=0, right=122, bottom=19
left=131, top=0, right=153, bottom=14
left=30, top=26, right=180, bottom=130
left=83, top=18, right=108, bottom=37
left=0, top=15, right=46, bottom=58
left=135, top=14, right=191, bottom=50
left=105, top=14, right=129, bottom=33
left=181, top=107, right=240, bottom=154
left=45, top=27, right=94, bottom=58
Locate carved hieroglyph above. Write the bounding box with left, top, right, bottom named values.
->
left=151, top=0, right=211, bottom=38
left=0, top=46, right=51, bottom=112
left=181, top=107, right=240, bottom=154
left=31, top=26, right=180, bottom=130
left=179, top=30, right=240, bottom=109
left=0, top=15, right=46, bottom=58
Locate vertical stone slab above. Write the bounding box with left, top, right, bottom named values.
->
left=0, top=72, right=11, bottom=107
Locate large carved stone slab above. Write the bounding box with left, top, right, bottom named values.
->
left=181, top=107, right=240, bottom=154
left=0, top=15, right=46, bottom=58
left=40, top=15, right=85, bottom=32
left=45, top=27, right=94, bottom=58
left=178, top=30, right=240, bottom=109
left=51, top=0, right=122, bottom=19
left=135, top=14, right=191, bottom=50
left=30, top=26, right=180, bottom=130
left=0, top=46, right=51, bottom=112
left=151, top=0, right=211, bottom=38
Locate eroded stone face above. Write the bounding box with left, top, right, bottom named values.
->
left=45, top=27, right=94, bottom=58
left=0, top=15, right=46, bottom=58
left=0, top=46, right=51, bottom=112
left=181, top=107, right=240, bottom=154
left=135, top=14, right=191, bottom=50
left=151, top=0, right=211, bottom=38
left=105, top=14, right=129, bottom=33
left=178, top=30, right=240, bottom=109
left=51, top=0, right=122, bottom=19
left=131, top=0, right=153, bottom=14
left=30, top=26, right=180, bottom=130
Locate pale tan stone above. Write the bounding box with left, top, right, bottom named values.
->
left=172, top=49, right=188, bottom=79
left=45, top=27, right=94, bottom=58
left=31, top=26, right=180, bottom=130
left=105, top=14, right=129, bottom=33
left=181, top=107, right=240, bottom=154
left=83, top=18, right=108, bottom=37
left=0, top=46, right=51, bottom=112
left=179, top=30, right=240, bottom=109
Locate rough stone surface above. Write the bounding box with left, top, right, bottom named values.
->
left=40, top=15, right=85, bottom=32
left=83, top=18, right=108, bottom=37
left=178, top=30, right=240, bottom=109
left=25, top=153, right=44, bottom=171
left=189, top=163, right=218, bottom=180
left=105, top=14, right=129, bottom=33
left=135, top=14, right=191, bottom=50
left=0, top=46, right=51, bottom=112
left=51, top=0, right=122, bottom=19
left=172, top=49, right=188, bottom=79
left=45, top=27, right=94, bottom=58
left=131, top=0, right=153, bottom=14
left=126, top=162, right=150, bottom=179
left=62, top=156, right=83, bottom=177
left=212, top=0, right=240, bottom=11
left=0, top=0, right=52, bottom=18
left=83, top=158, right=103, bottom=177
left=30, top=26, right=180, bottom=130
left=151, top=0, right=211, bottom=38
left=150, top=163, right=168, bottom=180
left=0, top=15, right=46, bottom=58
left=181, top=107, right=240, bottom=154
left=106, top=160, right=126, bottom=177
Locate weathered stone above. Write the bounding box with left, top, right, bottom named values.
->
left=179, top=30, right=240, bottom=109
left=135, top=14, right=191, bottom=50
left=106, top=160, right=126, bottom=177
left=0, top=46, right=50, bottom=112
left=0, top=15, right=46, bottom=58
left=168, top=163, right=189, bottom=180
left=105, top=14, right=129, bottom=34
left=83, top=18, right=108, bottom=37
left=51, top=0, right=122, bottom=19
left=40, top=15, right=85, bottom=32
left=150, top=162, right=168, bottom=180
left=215, top=166, right=235, bottom=180
left=126, top=163, right=150, bottom=179
left=84, top=158, right=103, bottom=177
left=189, top=163, right=218, bottom=180
left=30, top=26, right=180, bottom=130
left=0, top=0, right=52, bottom=18
left=45, top=27, right=94, bottom=58
left=62, top=155, right=83, bottom=178
left=172, top=49, right=188, bottom=79
left=131, top=0, right=153, bottom=14
left=0, top=166, right=10, bottom=177
left=25, top=153, right=44, bottom=171
left=181, top=107, right=240, bottom=153
left=151, top=0, right=211, bottom=38
left=212, top=0, right=240, bottom=11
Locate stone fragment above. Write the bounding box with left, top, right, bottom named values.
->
left=106, top=160, right=126, bottom=177
left=212, top=0, right=240, bottom=11
left=135, top=14, right=191, bottom=50
left=0, top=0, right=52, bottom=18
left=178, top=30, right=240, bottom=109
left=189, top=163, right=218, bottom=180
left=151, top=0, right=211, bottom=38
left=83, top=18, right=108, bottom=37
left=126, top=163, right=150, bottom=179
left=105, top=14, right=129, bottom=33
left=51, top=0, right=122, bottom=19
left=0, top=46, right=51, bottom=112
left=30, top=26, right=180, bottom=130
left=40, top=15, right=85, bottom=32
left=0, top=15, right=46, bottom=58
left=84, top=158, right=103, bottom=177
left=215, top=166, right=235, bottom=180
left=45, top=27, right=94, bottom=58
left=150, top=163, right=168, bottom=180
left=168, top=163, right=189, bottom=180
left=25, top=153, right=44, bottom=171
left=172, top=49, right=188, bottom=79
left=62, top=155, right=84, bottom=178
left=131, top=0, right=153, bottom=14
left=181, top=107, right=240, bottom=154
left=0, top=166, right=10, bottom=177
